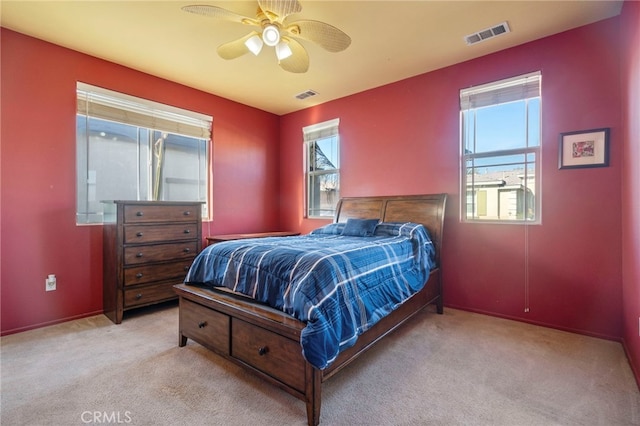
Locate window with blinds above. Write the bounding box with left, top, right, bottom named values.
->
left=76, top=82, right=212, bottom=224
left=460, top=72, right=541, bottom=223
left=304, top=118, right=340, bottom=218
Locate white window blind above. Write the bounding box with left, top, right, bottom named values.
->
left=303, top=118, right=340, bottom=142
left=460, top=71, right=541, bottom=110
left=77, top=83, right=211, bottom=139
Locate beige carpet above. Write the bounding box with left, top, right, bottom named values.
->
left=2, top=303, right=639, bottom=426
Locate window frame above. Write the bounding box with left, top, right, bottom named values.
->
left=460, top=72, right=542, bottom=224
left=76, top=83, right=212, bottom=225
left=303, top=118, right=340, bottom=219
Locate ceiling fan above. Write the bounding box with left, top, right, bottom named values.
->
left=182, top=0, right=351, bottom=73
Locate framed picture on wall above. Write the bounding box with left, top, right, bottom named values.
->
left=559, top=128, right=610, bottom=169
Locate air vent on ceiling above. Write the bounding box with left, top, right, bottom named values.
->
left=295, top=90, right=318, bottom=100
left=465, top=21, right=510, bottom=46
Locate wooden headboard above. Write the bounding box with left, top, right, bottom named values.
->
left=334, top=194, right=447, bottom=266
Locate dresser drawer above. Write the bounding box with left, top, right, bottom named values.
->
left=124, top=242, right=198, bottom=265
left=124, top=204, right=200, bottom=224
left=124, top=260, right=192, bottom=286
left=180, top=298, right=230, bottom=355
left=125, top=223, right=198, bottom=244
left=231, top=318, right=306, bottom=392
left=124, top=282, right=177, bottom=307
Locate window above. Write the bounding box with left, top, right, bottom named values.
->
left=76, top=83, right=211, bottom=224
left=304, top=119, right=340, bottom=218
left=460, top=72, right=541, bottom=223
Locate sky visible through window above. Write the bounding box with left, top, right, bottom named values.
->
left=315, top=136, right=339, bottom=169
left=465, top=98, right=539, bottom=173
left=469, top=98, right=540, bottom=153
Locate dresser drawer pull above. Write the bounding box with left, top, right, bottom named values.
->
left=184, top=266, right=190, bottom=271
left=183, top=248, right=191, bottom=253
left=183, top=211, right=191, bottom=216
left=183, top=229, right=191, bottom=234
left=198, top=321, right=207, bottom=329
left=136, top=232, right=143, bottom=237
left=136, top=211, right=144, bottom=217
left=135, top=293, right=143, bottom=300
left=135, top=273, right=143, bottom=278
left=258, top=346, right=269, bottom=356
left=136, top=252, right=143, bottom=258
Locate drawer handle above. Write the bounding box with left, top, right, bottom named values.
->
left=136, top=232, right=143, bottom=237
left=136, top=273, right=143, bottom=278
left=184, top=248, right=191, bottom=253
left=183, top=229, right=191, bottom=234
left=183, top=211, right=191, bottom=216
left=184, top=266, right=189, bottom=271
left=135, top=293, right=142, bottom=300
left=136, top=252, right=143, bottom=258
left=258, top=346, right=269, bottom=356
left=198, top=321, right=207, bottom=328
left=136, top=211, right=144, bottom=217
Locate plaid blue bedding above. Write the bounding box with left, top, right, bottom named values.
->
left=184, top=222, right=436, bottom=369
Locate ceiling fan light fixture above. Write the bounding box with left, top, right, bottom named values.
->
left=245, top=34, right=263, bottom=55
left=262, top=24, right=280, bottom=47
left=275, top=41, right=292, bottom=61
left=182, top=1, right=349, bottom=73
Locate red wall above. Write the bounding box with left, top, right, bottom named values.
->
left=280, top=17, right=623, bottom=340
left=620, top=0, right=640, bottom=385
left=0, top=29, right=281, bottom=334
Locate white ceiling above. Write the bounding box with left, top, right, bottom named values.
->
left=1, top=1, right=623, bottom=115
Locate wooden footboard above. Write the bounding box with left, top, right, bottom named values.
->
left=175, top=193, right=446, bottom=425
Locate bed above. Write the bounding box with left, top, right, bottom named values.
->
left=173, top=193, right=447, bottom=425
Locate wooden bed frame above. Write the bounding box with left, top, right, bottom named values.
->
left=173, top=193, right=447, bottom=425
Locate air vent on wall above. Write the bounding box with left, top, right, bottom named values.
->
left=295, top=90, right=318, bottom=100
left=465, top=21, right=510, bottom=45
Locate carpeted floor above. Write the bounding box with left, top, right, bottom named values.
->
left=2, top=303, right=639, bottom=425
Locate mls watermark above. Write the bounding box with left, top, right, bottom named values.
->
left=80, top=411, right=132, bottom=424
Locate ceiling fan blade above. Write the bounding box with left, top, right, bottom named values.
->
left=182, top=5, right=259, bottom=26
left=258, top=0, right=302, bottom=22
left=278, top=37, right=309, bottom=73
left=217, top=32, right=259, bottom=60
left=284, top=20, right=351, bottom=52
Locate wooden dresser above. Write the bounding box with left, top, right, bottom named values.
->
left=103, top=201, right=202, bottom=324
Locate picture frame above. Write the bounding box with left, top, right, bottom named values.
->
left=559, top=127, right=610, bottom=169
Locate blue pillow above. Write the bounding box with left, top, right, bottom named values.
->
left=341, top=218, right=379, bottom=237
left=310, top=223, right=345, bottom=235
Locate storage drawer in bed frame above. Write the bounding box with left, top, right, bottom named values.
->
left=179, top=298, right=230, bottom=355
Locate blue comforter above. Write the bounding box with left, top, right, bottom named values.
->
left=184, top=222, right=436, bottom=370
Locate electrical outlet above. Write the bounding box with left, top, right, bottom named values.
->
left=46, top=274, right=56, bottom=291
